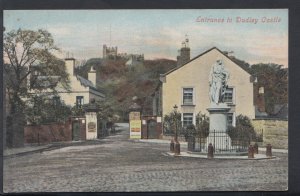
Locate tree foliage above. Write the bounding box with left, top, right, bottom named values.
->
left=228, top=114, right=256, bottom=142
left=4, top=28, right=69, bottom=147
left=25, top=95, right=72, bottom=125
left=163, top=111, right=182, bottom=134
left=4, top=28, right=69, bottom=113
left=250, top=63, right=288, bottom=114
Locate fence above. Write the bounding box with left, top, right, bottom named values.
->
left=164, top=126, right=263, bottom=153
left=194, top=130, right=250, bottom=153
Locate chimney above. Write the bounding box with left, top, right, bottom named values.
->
left=88, top=66, right=97, bottom=87
left=176, top=36, right=190, bottom=67
left=65, top=58, right=75, bottom=76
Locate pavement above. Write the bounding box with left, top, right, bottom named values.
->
left=3, top=123, right=288, bottom=192
left=5, top=138, right=287, bottom=158
left=4, top=123, right=127, bottom=157
left=136, top=139, right=288, bottom=153
left=164, top=152, right=276, bottom=160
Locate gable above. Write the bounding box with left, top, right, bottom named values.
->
left=162, top=47, right=252, bottom=78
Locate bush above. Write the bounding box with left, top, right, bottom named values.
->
left=228, top=115, right=256, bottom=142
left=25, top=95, right=72, bottom=125
left=195, top=112, right=209, bottom=138
left=163, top=111, right=181, bottom=135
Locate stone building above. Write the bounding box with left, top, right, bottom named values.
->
left=103, top=44, right=118, bottom=60
left=102, top=44, right=144, bottom=64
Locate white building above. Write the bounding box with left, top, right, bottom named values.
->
left=58, top=58, right=105, bottom=106
left=28, top=58, right=105, bottom=107
left=158, top=47, right=255, bottom=127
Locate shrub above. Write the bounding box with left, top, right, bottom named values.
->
left=228, top=114, right=256, bottom=142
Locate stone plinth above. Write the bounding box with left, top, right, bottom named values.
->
left=207, top=103, right=232, bottom=150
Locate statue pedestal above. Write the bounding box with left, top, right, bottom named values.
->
left=207, top=103, right=232, bottom=151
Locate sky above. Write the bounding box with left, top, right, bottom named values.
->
left=4, top=9, right=288, bottom=67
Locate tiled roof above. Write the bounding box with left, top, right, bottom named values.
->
left=33, top=76, right=60, bottom=88
left=76, top=75, right=105, bottom=95
left=76, top=75, right=95, bottom=88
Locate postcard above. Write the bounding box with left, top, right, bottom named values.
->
left=3, top=9, right=288, bottom=192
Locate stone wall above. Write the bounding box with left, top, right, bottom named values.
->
left=252, top=119, right=288, bottom=149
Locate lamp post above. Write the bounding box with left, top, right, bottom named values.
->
left=173, top=104, right=180, bottom=155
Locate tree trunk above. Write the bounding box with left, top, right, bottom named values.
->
left=6, top=112, right=25, bottom=148
left=6, top=92, right=25, bottom=148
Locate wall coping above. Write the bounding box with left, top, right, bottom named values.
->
left=253, top=118, right=288, bottom=121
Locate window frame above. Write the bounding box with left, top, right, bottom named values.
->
left=223, top=87, right=235, bottom=104
left=227, top=112, right=236, bottom=127
left=182, top=113, right=194, bottom=127
left=76, top=96, right=84, bottom=107
left=53, top=96, right=61, bottom=107
left=182, top=87, right=194, bottom=105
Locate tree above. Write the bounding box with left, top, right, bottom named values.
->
left=228, top=114, right=256, bottom=143
left=4, top=28, right=69, bottom=147
left=163, top=111, right=182, bottom=135
left=250, top=63, right=288, bottom=115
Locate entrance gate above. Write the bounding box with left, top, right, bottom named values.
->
left=147, top=120, right=157, bottom=139
left=72, top=121, right=80, bottom=141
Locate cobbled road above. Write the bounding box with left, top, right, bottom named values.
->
left=4, top=124, right=288, bottom=192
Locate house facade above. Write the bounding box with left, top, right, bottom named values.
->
left=28, top=58, right=105, bottom=107
left=159, top=47, right=255, bottom=128
left=57, top=58, right=105, bottom=106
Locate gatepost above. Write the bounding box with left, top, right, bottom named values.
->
left=129, top=97, right=142, bottom=139
left=84, top=98, right=99, bottom=140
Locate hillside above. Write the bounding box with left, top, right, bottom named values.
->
left=75, top=58, right=177, bottom=120
left=75, top=55, right=288, bottom=119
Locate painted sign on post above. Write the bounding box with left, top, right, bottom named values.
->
left=130, top=119, right=141, bottom=139
left=88, top=122, right=96, bottom=132
left=129, top=112, right=140, bottom=120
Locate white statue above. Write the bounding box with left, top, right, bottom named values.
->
left=209, top=59, right=230, bottom=104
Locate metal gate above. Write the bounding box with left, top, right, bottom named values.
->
left=147, top=120, right=157, bottom=139
left=72, top=121, right=80, bottom=141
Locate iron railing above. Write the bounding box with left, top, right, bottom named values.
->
left=164, top=126, right=264, bottom=153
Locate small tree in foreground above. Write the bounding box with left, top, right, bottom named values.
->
left=163, top=111, right=182, bottom=135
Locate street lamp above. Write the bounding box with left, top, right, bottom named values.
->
left=173, top=104, right=180, bottom=155
left=173, top=104, right=178, bottom=142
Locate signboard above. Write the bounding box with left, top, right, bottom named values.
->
left=130, top=120, right=141, bottom=139
left=88, top=122, right=96, bottom=132
left=157, top=117, right=162, bottom=123
left=129, top=112, right=140, bottom=120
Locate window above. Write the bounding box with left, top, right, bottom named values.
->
left=183, top=88, right=193, bottom=105
left=183, top=113, right=193, bottom=127
left=223, top=87, right=234, bottom=103
left=227, top=113, right=235, bottom=126
left=53, top=96, right=60, bottom=106
left=76, top=96, right=84, bottom=107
